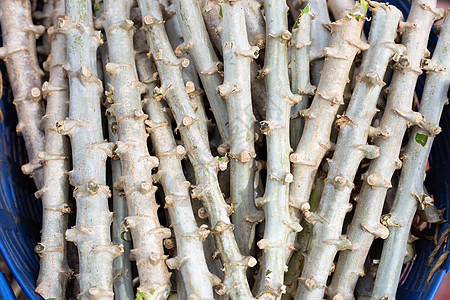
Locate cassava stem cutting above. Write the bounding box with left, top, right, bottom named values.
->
left=35, top=0, right=72, bottom=298
left=56, top=0, right=122, bottom=297
left=102, top=0, right=172, bottom=297
left=331, top=2, right=444, bottom=299
left=0, top=0, right=46, bottom=188
left=254, top=0, right=302, bottom=298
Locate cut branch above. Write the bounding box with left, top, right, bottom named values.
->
left=172, top=0, right=230, bottom=145
left=220, top=0, right=263, bottom=257
left=254, top=0, right=302, bottom=298
left=289, top=1, right=368, bottom=241
left=56, top=0, right=123, bottom=298
left=135, top=25, right=219, bottom=299
left=0, top=0, right=46, bottom=188
left=35, top=0, right=72, bottom=298
left=293, top=3, right=403, bottom=300
left=291, top=2, right=370, bottom=299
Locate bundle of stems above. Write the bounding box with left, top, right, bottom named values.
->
left=372, top=9, right=450, bottom=300
left=329, top=1, right=444, bottom=298
left=137, top=0, right=255, bottom=298
left=135, top=24, right=219, bottom=298
left=292, top=2, right=370, bottom=299
left=289, top=0, right=368, bottom=228
left=56, top=0, right=123, bottom=298
left=1, top=0, right=450, bottom=299
left=197, top=0, right=268, bottom=120
left=172, top=0, right=230, bottom=145
left=101, top=0, right=173, bottom=297
left=313, top=2, right=405, bottom=299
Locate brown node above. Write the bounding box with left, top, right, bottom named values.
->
left=143, top=15, right=155, bottom=26
left=30, top=87, right=41, bottom=99
left=335, top=115, right=357, bottom=127
left=185, top=81, right=195, bottom=94
left=80, top=65, right=91, bottom=77
left=182, top=116, right=193, bottom=126
left=163, top=239, right=175, bottom=250
left=181, top=58, right=190, bottom=68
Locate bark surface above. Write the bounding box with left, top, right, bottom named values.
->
left=220, top=0, right=263, bottom=257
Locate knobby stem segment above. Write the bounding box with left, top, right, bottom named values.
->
left=103, top=1, right=172, bottom=297
left=35, top=0, right=72, bottom=298
left=0, top=0, right=46, bottom=188
left=292, top=2, right=370, bottom=299
left=220, top=0, right=263, bottom=257
left=254, top=0, right=302, bottom=298
left=135, top=26, right=219, bottom=298
left=173, top=0, right=230, bottom=146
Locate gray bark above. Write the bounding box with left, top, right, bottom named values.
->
left=253, top=1, right=302, bottom=298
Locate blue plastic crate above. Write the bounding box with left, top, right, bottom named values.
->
left=0, top=1, right=448, bottom=299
